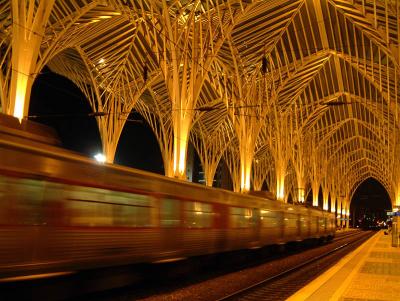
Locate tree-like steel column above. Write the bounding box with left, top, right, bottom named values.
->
left=267, top=113, right=290, bottom=201
left=252, top=153, right=274, bottom=192
left=320, top=151, right=330, bottom=211
left=344, top=201, right=350, bottom=229
left=190, top=122, right=232, bottom=186
left=232, top=74, right=273, bottom=192
left=0, top=3, right=11, bottom=114
left=146, top=0, right=234, bottom=179
left=392, top=133, right=400, bottom=207
left=7, top=0, right=100, bottom=120
left=322, top=181, right=330, bottom=211
left=329, top=176, right=337, bottom=214
left=310, top=140, right=322, bottom=207
left=236, top=111, right=261, bottom=192
left=291, top=128, right=310, bottom=203
left=223, top=141, right=241, bottom=192
left=134, top=93, right=174, bottom=177
left=8, top=0, right=54, bottom=120
left=337, top=200, right=342, bottom=227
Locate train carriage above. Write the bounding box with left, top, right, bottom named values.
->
left=0, top=117, right=335, bottom=279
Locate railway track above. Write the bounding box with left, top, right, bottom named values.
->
left=0, top=230, right=366, bottom=301
left=334, top=229, right=361, bottom=240
left=217, top=231, right=374, bottom=301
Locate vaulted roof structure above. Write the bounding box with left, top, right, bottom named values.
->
left=1, top=0, right=399, bottom=213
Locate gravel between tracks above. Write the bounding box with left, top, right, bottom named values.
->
left=129, top=232, right=371, bottom=301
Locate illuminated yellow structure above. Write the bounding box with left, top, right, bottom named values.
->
left=330, top=192, right=336, bottom=214
left=1, top=0, right=399, bottom=211
left=7, top=0, right=55, bottom=121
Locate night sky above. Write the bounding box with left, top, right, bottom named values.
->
left=29, top=68, right=392, bottom=220
left=350, top=178, right=392, bottom=227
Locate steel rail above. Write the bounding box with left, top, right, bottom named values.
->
left=217, top=231, right=373, bottom=301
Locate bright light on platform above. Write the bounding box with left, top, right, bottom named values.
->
left=94, top=153, right=106, bottom=163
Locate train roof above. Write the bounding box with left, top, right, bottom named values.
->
left=0, top=113, right=60, bottom=146
left=0, top=119, right=330, bottom=217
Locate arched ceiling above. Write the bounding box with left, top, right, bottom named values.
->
left=1, top=0, right=399, bottom=203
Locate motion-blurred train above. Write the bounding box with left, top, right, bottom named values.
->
left=0, top=114, right=335, bottom=280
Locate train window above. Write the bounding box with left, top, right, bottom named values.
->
left=284, top=213, right=298, bottom=228
left=184, top=201, right=213, bottom=228
left=108, top=191, right=154, bottom=227
left=66, top=199, right=154, bottom=227
left=160, top=199, right=180, bottom=227
left=260, top=210, right=280, bottom=227
left=230, top=207, right=252, bottom=228
left=319, top=217, right=325, bottom=228
left=65, top=186, right=155, bottom=227
left=68, top=186, right=105, bottom=203
left=68, top=200, right=113, bottom=226
left=1, top=178, right=45, bottom=225
left=318, top=217, right=321, bottom=228
left=0, top=176, right=12, bottom=224
left=105, top=191, right=150, bottom=207
left=300, top=216, right=308, bottom=230
left=113, top=204, right=153, bottom=227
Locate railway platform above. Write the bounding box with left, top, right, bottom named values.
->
left=287, top=230, right=400, bottom=301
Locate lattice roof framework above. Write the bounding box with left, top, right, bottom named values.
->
left=1, top=0, right=399, bottom=210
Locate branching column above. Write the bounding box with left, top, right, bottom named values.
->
left=190, top=124, right=231, bottom=186
left=252, top=154, right=274, bottom=191
left=336, top=200, right=342, bottom=227
left=151, top=1, right=232, bottom=180
left=329, top=168, right=338, bottom=213
left=310, top=140, right=322, bottom=207
left=8, top=0, right=54, bottom=120
left=296, top=175, right=306, bottom=203
left=156, top=3, right=200, bottom=179
left=330, top=187, right=337, bottom=214
left=96, top=95, right=129, bottom=164
left=229, top=70, right=266, bottom=192
left=311, top=181, right=320, bottom=207
left=223, top=142, right=241, bottom=192
left=343, top=200, right=350, bottom=229
left=291, top=135, right=309, bottom=203
left=235, top=113, right=260, bottom=192
left=393, top=147, right=400, bottom=207
left=95, top=82, right=157, bottom=164
left=321, top=179, right=330, bottom=211
left=395, top=181, right=400, bottom=207
left=49, top=49, right=153, bottom=164
left=269, top=116, right=289, bottom=201
left=338, top=196, right=349, bottom=228
left=135, top=97, right=174, bottom=177
left=275, top=153, right=287, bottom=201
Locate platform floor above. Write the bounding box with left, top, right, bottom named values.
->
left=287, top=230, right=400, bottom=301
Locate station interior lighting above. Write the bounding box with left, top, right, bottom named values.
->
left=297, top=187, right=305, bottom=203
left=94, top=153, right=106, bottom=163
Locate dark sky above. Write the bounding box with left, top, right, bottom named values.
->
left=351, top=178, right=391, bottom=210
left=29, top=69, right=392, bottom=214
left=29, top=68, right=163, bottom=174
left=350, top=177, right=392, bottom=224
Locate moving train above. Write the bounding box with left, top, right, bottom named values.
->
left=0, top=114, right=335, bottom=280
